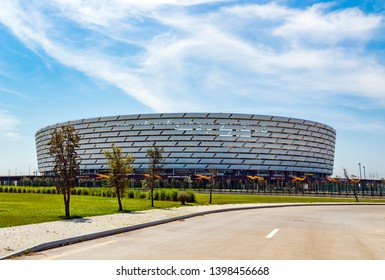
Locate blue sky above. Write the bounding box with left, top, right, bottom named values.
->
left=0, top=0, right=384, bottom=179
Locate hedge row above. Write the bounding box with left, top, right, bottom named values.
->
left=0, top=186, right=58, bottom=194
left=0, top=186, right=196, bottom=203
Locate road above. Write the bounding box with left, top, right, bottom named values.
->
left=18, top=205, right=385, bottom=260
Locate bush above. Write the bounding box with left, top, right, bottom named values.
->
left=186, top=190, right=196, bottom=203
left=171, top=189, right=179, bottom=202
left=153, top=190, right=159, bottom=200
left=135, top=190, right=146, bottom=199
left=159, top=190, right=167, bottom=201
left=127, top=190, right=135, bottom=199
left=177, top=191, right=190, bottom=205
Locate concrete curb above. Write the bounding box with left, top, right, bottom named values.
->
left=2, top=202, right=385, bottom=259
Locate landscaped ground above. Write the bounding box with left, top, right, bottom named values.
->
left=1, top=191, right=385, bottom=228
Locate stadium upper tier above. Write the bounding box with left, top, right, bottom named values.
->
left=35, top=113, right=336, bottom=177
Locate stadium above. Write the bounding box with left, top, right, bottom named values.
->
left=35, top=113, right=336, bottom=181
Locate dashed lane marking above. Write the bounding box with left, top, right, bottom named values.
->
left=265, top=229, right=280, bottom=239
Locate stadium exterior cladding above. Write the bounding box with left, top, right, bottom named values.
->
left=35, top=113, right=336, bottom=178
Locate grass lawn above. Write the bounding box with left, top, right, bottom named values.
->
left=1, top=192, right=384, bottom=228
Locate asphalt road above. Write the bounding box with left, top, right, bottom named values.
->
left=19, top=205, right=385, bottom=260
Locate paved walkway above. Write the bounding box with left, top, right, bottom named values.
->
left=1, top=203, right=274, bottom=259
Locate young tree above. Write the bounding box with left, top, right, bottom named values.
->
left=208, top=168, right=217, bottom=204
left=104, top=145, right=135, bottom=211
left=146, top=146, right=164, bottom=207
left=48, top=125, right=80, bottom=217
left=344, top=168, right=359, bottom=202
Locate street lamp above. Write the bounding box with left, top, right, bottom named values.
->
left=358, top=163, right=362, bottom=179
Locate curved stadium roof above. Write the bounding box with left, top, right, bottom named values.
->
left=36, top=113, right=336, bottom=177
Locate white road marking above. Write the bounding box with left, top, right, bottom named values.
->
left=42, top=240, right=117, bottom=260
left=265, top=229, right=280, bottom=239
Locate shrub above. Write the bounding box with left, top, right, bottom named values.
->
left=127, top=190, right=135, bottom=199
left=171, top=189, right=179, bottom=202
left=177, top=191, right=190, bottom=205
left=0, top=186, right=2, bottom=192
left=4, top=187, right=8, bottom=193
left=153, top=190, right=159, bottom=200
left=135, top=190, right=146, bottom=199
left=186, top=190, right=196, bottom=203
left=159, top=190, right=167, bottom=201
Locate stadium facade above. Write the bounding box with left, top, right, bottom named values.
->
left=35, top=113, right=336, bottom=179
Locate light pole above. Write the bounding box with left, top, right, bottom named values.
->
left=8, top=170, right=10, bottom=186
left=363, top=166, right=366, bottom=180
left=358, top=163, right=362, bottom=179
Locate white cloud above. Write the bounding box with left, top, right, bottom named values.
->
left=0, top=0, right=385, bottom=118
left=0, top=110, right=20, bottom=141
left=273, top=3, right=382, bottom=44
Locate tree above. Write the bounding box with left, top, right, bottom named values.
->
left=344, top=168, right=359, bottom=202
left=208, top=168, right=217, bottom=204
left=48, top=125, right=80, bottom=217
left=104, top=145, right=135, bottom=211
left=146, top=146, right=164, bottom=207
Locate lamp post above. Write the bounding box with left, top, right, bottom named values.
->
left=8, top=170, right=10, bottom=186
left=358, top=163, right=362, bottom=179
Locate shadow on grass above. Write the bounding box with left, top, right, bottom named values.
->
left=59, top=216, right=92, bottom=223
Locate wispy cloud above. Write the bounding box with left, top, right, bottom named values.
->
left=0, top=0, right=384, bottom=125
left=0, top=87, right=28, bottom=98
left=0, top=110, right=20, bottom=141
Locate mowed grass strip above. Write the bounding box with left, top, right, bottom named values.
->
left=1, top=192, right=384, bottom=228
left=0, top=193, right=180, bottom=228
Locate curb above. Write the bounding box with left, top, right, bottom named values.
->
left=2, top=202, right=385, bottom=259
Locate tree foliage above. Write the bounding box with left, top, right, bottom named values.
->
left=104, top=145, right=135, bottom=211
left=48, top=125, right=80, bottom=217
left=146, top=146, right=164, bottom=207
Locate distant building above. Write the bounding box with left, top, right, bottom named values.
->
left=35, top=113, right=336, bottom=178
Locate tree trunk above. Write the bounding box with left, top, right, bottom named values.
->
left=117, top=193, right=123, bottom=211
left=151, top=188, right=154, bottom=207
left=64, top=189, right=70, bottom=217
left=209, top=188, right=212, bottom=204
left=353, top=184, right=359, bottom=202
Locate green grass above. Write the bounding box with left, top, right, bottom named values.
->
left=0, top=193, right=180, bottom=228
left=195, top=193, right=385, bottom=204
left=1, top=192, right=384, bottom=228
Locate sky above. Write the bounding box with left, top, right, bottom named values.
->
left=0, top=0, right=384, bottom=179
